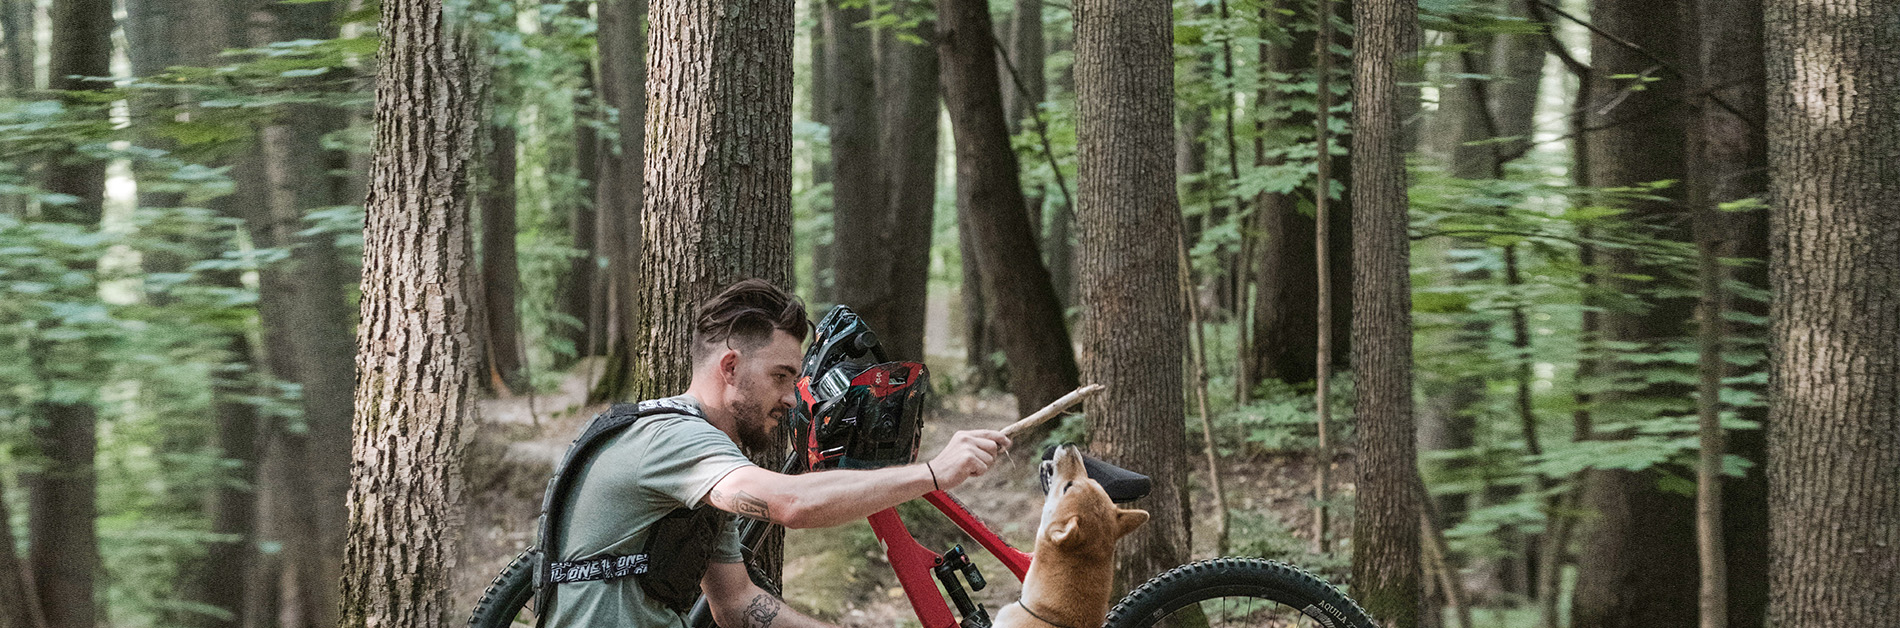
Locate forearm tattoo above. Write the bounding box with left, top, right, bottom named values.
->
left=742, top=593, right=781, bottom=628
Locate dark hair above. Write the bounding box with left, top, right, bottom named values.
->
left=691, top=278, right=810, bottom=363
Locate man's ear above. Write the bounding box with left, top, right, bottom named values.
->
left=1046, top=517, right=1080, bottom=547
left=1116, top=509, right=1149, bottom=538
left=718, top=349, right=742, bottom=382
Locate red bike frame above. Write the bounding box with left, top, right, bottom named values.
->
left=866, top=490, right=1035, bottom=628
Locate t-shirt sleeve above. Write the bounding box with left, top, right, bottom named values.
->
left=711, top=517, right=744, bottom=564
left=639, top=418, right=755, bottom=509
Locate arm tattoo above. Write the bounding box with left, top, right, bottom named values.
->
left=742, top=593, right=781, bottom=628
left=711, top=488, right=773, bottom=521
left=733, top=491, right=771, bottom=521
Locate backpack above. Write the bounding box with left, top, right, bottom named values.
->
left=530, top=398, right=732, bottom=624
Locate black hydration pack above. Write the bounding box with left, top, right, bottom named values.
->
left=531, top=398, right=732, bottom=624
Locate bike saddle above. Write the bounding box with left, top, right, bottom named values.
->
left=1039, top=445, right=1153, bottom=503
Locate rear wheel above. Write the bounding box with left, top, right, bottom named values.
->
left=1104, top=558, right=1377, bottom=628
left=468, top=550, right=536, bottom=628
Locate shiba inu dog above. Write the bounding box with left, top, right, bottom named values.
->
left=994, top=445, right=1150, bottom=628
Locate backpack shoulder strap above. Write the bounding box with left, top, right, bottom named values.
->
left=532, top=398, right=707, bottom=625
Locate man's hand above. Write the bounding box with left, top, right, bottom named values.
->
left=926, top=430, right=1011, bottom=491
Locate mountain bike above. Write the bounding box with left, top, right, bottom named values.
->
left=468, top=306, right=1377, bottom=628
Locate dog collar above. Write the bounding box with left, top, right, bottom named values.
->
left=1014, top=601, right=1079, bottom=628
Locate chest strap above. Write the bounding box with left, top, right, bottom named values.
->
left=546, top=553, right=651, bottom=584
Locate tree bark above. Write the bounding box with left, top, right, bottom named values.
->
left=937, top=0, right=1080, bottom=419
left=1072, top=0, right=1187, bottom=593
left=633, top=0, right=794, bottom=584
left=340, top=0, right=480, bottom=623
left=1004, top=0, right=1047, bottom=251
left=630, top=0, right=793, bottom=399
left=1569, top=0, right=1699, bottom=620
left=1763, top=0, right=1900, bottom=623
left=1491, top=0, right=1542, bottom=159
left=25, top=3, right=112, bottom=628
left=876, top=23, right=939, bottom=362
left=825, top=0, right=891, bottom=333
left=0, top=0, right=33, bottom=92
left=1349, top=0, right=1422, bottom=622
left=590, top=0, right=648, bottom=402
left=480, top=124, right=527, bottom=393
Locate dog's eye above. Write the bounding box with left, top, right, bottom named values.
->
left=1063, top=481, right=1073, bottom=492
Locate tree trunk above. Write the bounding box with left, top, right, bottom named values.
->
left=826, top=0, right=891, bottom=334
left=340, top=0, right=479, bottom=623
left=1349, top=0, right=1422, bottom=622
left=808, top=0, right=834, bottom=306
left=634, top=0, right=794, bottom=585
left=1248, top=0, right=1352, bottom=392
left=590, top=0, right=648, bottom=402
left=1072, top=0, right=1186, bottom=593
left=1491, top=0, right=1542, bottom=159
left=480, top=124, right=527, bottom=393
left=25, top=3, right=112, bottom=628
left=877, top=22, right=939, bottom=362
left=828, top=0, right=893, bottom=339
left=1690, top=0, right=1769, bottom=624
left=0, top=0, right=33, bottom=92
left=937, top=0, right=1080, bottom=420
left=956, top=208, right=1000, bottom=389
left=1569, top=0, right=1699, bottom=620
left=0, top=478, right=47, bottom=628
left=562, top=0, right=602, bottom=364
left=1763, top=0, right=1900, bottom=623
left=1005, top=0, right=1046, bottom=250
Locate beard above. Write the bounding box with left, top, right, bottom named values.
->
left=729, top=375, right=788, bottom=453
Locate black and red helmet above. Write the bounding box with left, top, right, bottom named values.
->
left=792, top=306, right=929, bottom=470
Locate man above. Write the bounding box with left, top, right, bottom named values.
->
left=547, top=279, right=1010, bottom=628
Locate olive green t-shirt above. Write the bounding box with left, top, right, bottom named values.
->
left=545, top=395, right=753, bottom=628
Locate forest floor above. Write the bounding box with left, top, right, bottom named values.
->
left=455, top=362, right=1351, bottom=627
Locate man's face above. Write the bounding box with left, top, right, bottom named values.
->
left=725, top=329, right=804, bottom=452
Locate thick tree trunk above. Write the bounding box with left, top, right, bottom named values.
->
left=825, top=0, right=891, bottom=332
left=876, top=24, right=939, bottom=362
left=1072, top=0, right=1186, bottom=593
left=25, top=3, right=112, bottom=628
left=630, top=0, right=793, bottom=399
left=340, top=0, right=479, bottom=623
left=1248, top=0, right=1352, bottom=392
left=1763, top=0, right=1900, bottom=623
left=590, top=0, right=648, bottom=402
left=634, top=0, right=794, bottom=584
left=1349, top=0, right=1422, bottom=622
left=1569, top=0, right=1699, bottom=621
left=480, top=124, right=527, bottom=393
left=956, top=209, right=1000, bottom=389
left=937, top=0, right=1080, bottom=419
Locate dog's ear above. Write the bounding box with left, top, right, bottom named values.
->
left=1115, top=509, right=1149, bottom=538
left=1046, top=516, right=1080, bottom=547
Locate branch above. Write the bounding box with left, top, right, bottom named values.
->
left=1533, top=0, right=1764, bottom=133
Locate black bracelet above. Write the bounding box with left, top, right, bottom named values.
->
left=926, top=462, right=941, bottom=492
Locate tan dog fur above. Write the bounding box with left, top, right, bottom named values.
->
left=993, top=445, right=1149, bottom=628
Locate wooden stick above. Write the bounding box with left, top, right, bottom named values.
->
left=999, top=384, right=1106, bottom=438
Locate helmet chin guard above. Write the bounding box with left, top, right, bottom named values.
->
left=793, top=306, right=929, bottom=470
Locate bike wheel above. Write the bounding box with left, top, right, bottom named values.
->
left=468, top=550, right=537, bottom=628
left=1104, top=558, right=1377, bottom=628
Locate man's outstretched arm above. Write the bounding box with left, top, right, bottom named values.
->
left=701, top=561, right=830, bottom=628
left=704, top=429, right=1008, bottom=529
